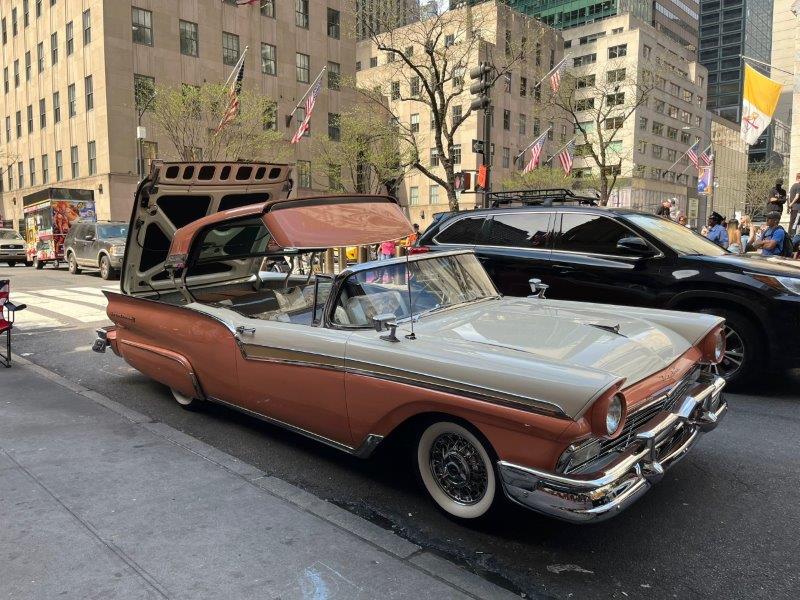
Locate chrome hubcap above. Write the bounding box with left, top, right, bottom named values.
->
left=709, top=325, right=745, bottom=379
left=429, top=433, right=487, bottom=505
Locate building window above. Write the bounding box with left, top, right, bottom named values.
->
left=15, top=111, right=21, bottom=137
left=261, top=43, right=276, bottom=75
left=0, top=18, right=5, bottom=45
left=430, top=185, right=439, bottom=205
left=18, top=162, right=23, bottom=188
left=297, top=160, right=311, bottom=188
left=605, top=116, right=624, bottom=130
left=5, top=116, right=10, bottom=142
left=29, top=158, right=36, bottom=186
left=41, top=154, right=48, bottom=183
left=327, top=61, right=340, bottom=90
left=652, top=121, right=664, bottom=136
left=606, top=92, right=624, bottom=106
left=369, top=56, right=377, bottom=68
left=180, top=20, right=198, bottom=57
left=6, top=168, right=12, bottom=191
left=55, top=150, right=63, bottom=181
left=608, top=44, right=627, bottom=59
left=70, top=145, right=79, bottom=178
left=642, top=44, right=651, bottom=58
left=23, top=0, right=29, bottom=26
left=503, top=72, right=511, bottom=93
left=50, top=32, right=57, bottom=64
left=11, top=8, right=17, bottom=35
left=327, top=113, right=340, bottom=141
left=503, top=109, right=510, bottom=131
left=607, top=68, right=625, bottom=83
left=37, top=42, right=44, bottom=72
left=409, top=186, right=420, bottom=205
left=452, top=144, right=461, bottom=165
left=39, top=98, right=46, bottom=128
left=132, top=8, right=152, bottom=45
left=576, top=98, right=594, bottom=111
left=25, top=51, right=31, bottom=81
left=88, top=141, right=96, bottom=175
left=390, top=81, right=400, bottom=100
left=573, top=53, right=596, bottom=67
left=410, top=76, right=420, bottom=96
left=296, top=53, right=309, bottom=83
left=639, top=116, right=647, bottom=130
left=444, top=34, right=454, bottom=47
left=502, top=147, right=510, bottom=168
left=3, top=68, right=7, bottom=93
left=410, top=113, right=420, bottom=133
left=53, top=91, right=60, bottom=122
left=520, top=76, right=527, bottom=97
left=68, top=84, right=77, bottom=117
left=261, top=0, right=275, bottom=17
left=82, top=9, right=91, bottom=45
left=134, top=75, right=155, bottom=110
left=13, top=60, right=19, bottom=87
left=666, top=126, right=678, bottom=140
left=82, top=76, right=93, bottom=111
left=327, top=8, right=340, bottom=38
left=27, top=105, right=33, bottom=132
left=222, top=32, right=240, bottom=66
left=638, top=140, right=647, bottom=154
left=66, top=21, right=73, bottom=55
left=295, top=0, right=309, bottom=29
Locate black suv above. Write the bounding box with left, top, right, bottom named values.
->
left=64, top=221, right=128, bottom=280
left=414, top=189, right=800, bottom=387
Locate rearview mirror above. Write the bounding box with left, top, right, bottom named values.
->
left=373, top=313, right=400, bottom=343
left=84, top=235, right=95, bottom=241
left=616, top=236, right=654, bottom=256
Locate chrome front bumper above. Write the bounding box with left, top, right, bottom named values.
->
left=498, top=374, right=727, bottom=523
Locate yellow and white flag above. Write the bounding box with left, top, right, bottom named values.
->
left=740, top=64, right=783, bottom=145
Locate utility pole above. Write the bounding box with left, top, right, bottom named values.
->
left=469, top=62, right=493, bottom=209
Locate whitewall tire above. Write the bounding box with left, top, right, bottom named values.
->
left=171, top=388, right=200, bottom=410
left=417, top=421, right=497, bottom=520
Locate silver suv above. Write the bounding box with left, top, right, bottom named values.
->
left=64, top=221, right=128, bottom=280
left=0, top=229, right=28, bottom=267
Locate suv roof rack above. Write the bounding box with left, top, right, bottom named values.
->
left=486, top=188, right=598, bottom=208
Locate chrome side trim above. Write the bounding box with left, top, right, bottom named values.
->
left=205, top=395, right=384, bottom=458
left=118, top=338, right=206, bottom=400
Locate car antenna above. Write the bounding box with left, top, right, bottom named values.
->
left=405, top=248, right=416, bottom=340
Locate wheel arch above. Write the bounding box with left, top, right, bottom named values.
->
left=97, top=250, right=110, bottom=265
left=666, top=289, right=767, bottom=328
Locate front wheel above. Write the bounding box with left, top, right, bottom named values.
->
left=416, top=421, right=498, bottom=520
left=698, top=308, right=760, bottom=389
left=6, top=261, right=15, bottom=267
left=99, top=255, right=112, bottom=280
left=68, top=253, right=81, bottom=274
left=33, top=257, right=44, bottom=270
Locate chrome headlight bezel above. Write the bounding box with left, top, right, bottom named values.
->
left=606, top=394, right=624, bottom=435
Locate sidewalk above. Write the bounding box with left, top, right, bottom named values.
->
left=0, top=359, right=518, bottom=600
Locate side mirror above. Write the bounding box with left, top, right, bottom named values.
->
left=372, top=313, right=400, bottom=342
left=84, top=235, right=95, bottom=241
left=528, top=278, right=549, bottom=299
left=616, top=236, right=654, bottom=256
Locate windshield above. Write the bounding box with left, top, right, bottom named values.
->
left=97, top=224, right=128, bottom=239
left=0, top=230, right=23, bottom=240
left=332, top=253, right=497, bottom=327
left=625, top=214, right=727, bottom=256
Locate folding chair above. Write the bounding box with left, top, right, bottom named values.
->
left=0, top=279, right=26, bottom=367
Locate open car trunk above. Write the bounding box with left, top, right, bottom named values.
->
left=122, top=161, right=412, bottom=299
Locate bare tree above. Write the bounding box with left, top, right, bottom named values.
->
left=746, top=162, right=788, bottom=219
left=354, top=1, right=551, bottom=211
left=552, top=57, right=657, bottom=205
left=145, top=81, right=287, bottom=162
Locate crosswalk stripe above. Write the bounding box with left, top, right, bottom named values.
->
left=45, top=288, right=108, bottom=307
left=11, top=286, right=109, bottom=329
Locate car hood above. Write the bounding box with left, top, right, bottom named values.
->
left=345, top=297, right=719, bottom=419
left=687, top=253, right=800, bottom=276
left=100, top=237, right=127, bottom=246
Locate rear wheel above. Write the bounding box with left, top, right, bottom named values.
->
left=68, top=253, right=81, bottom=274
left=6, top=261, right=15, bottom=267
left=170, top=388, right=201, bottom=410
left=99, top=255, right=112, bottom=280
left=416, top=420, right=498, bottom=520
left=33, top=257, right=44, bottom=270
left=698, top=308, right=760, bottom=389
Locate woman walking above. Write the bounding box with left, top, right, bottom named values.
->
left=726, top=220, right=743, bottom=254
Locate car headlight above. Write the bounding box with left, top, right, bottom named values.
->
left=750, top=274, right=800, bottom=295
left=110, top=245, right=125, bottom=256
left=606, top=394, right=623, bottom=435
left=699, top=325, right=725, bottom=364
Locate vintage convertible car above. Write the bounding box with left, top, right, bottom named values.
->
left=94, top=162, right=727, bottom=523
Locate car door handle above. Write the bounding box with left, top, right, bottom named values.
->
left=235, top=326, right=256, bottom=336
left=553, top=264, right=576, bottom=272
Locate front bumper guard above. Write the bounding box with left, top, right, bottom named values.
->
left=498, top=374, right=727, bottom=523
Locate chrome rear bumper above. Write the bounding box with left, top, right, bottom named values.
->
left=498, top=374, right=726, bottom=523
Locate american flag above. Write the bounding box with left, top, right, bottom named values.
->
left=686, top=140, right=700, bottom=168
left=214, top=52, right=246, bottom=134
left=290, top=79, right=322, bottom=144
left=557, top=139, right=576, bottom=175
left=549, top=59, right=567, bottom=93
left=522, top=133, right=547, bottom=173
left=700, top=145, right=713, bottom=166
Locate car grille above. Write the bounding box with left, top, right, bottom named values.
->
left=564, top=368, right=700, bottom=474
left=1, top=244, right=23, bottom=250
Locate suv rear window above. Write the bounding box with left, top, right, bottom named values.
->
left=555, top=214, right=634, bottom=256
left=434, top=216, right=488, bottom=244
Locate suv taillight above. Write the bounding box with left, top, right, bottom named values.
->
left=407, top=246, right=431, bottom=255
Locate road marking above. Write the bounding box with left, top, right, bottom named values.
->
left=9, top=285, right=110, bottom=331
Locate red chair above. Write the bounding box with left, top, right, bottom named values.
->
left=0, top=279, right=26, bottom=367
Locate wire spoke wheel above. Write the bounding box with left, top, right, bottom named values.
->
left=709, top=324, right=745, bottom=379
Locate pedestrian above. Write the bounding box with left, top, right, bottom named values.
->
left=404, top=223, right=420, bottom=248
left=379, top=239, right=397, bottom=260
left=752, top=211, right=787, bottom=256
left=766, top=179, right=787, bottom=215
left=669, top=199, right=679, bottom=220
left=789, top=173, right=800, bottom=235
left=656, top=200, right=671, bottom=217
left=740, top=215, right=755, bottom=251
left=678, top=215, right=689, bottom=227
left=704, top=212, right=729, bottom=248
left=726, top=219, right=743, bottom=254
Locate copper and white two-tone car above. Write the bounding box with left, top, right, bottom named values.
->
left=94, top=161, right=728, bottom=523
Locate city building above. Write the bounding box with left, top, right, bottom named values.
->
left=356, top=1, right=568, bottom=227
left=777, top=0, right=800, bottom=182
left=355, top=0, right=419, bottom=40
left=563, top=13, right=709, bottom=215
left=698, top=0, right=774, bottom=163
left=0, top=0, right=358, bottom=224
left=709, top=113, right=747, bottom=219
left=456, top=0, right=700, bottom=51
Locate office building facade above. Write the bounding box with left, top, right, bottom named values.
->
left=0, top=0, right=357, bottom=224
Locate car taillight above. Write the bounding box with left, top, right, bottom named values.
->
left=408, top=246, right=431, bottom=255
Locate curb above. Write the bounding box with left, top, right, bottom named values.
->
left=11, top=354, right=521, bottom=600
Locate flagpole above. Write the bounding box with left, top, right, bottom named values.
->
left=740, top=55, right=794, bottom=77
left=514, top=128, right=551, bottom=164
left=288, top=66, right=327, bottom=125
left=662, top=140, right=709, bottom=178
left=534, top=56, right=569, bottom=90
left=542, top=137, right=576, bottom=165
left=223, top=46, right=248, bottom=89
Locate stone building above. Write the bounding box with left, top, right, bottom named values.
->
left=709, top=113, right=747, bottom=219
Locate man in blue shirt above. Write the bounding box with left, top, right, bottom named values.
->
left=705, top=212, right=729, bottom=248
left=753, top=211, right=786, bottom=256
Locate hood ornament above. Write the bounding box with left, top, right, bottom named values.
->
left=588, top=323, right=625, bottom=337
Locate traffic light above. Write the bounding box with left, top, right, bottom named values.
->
left=476, top=165, right=488, bottom=191
left=469, top=62, right=492, bottom=111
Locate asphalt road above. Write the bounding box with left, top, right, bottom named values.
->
left=3, top=265, right=799, bottom=599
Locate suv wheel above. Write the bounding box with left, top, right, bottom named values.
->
left=698, top=308, right=760, bottom=389
left=33, top=257, right=44, bottom=270
left=99, top=255, right=112, bottom=280
left=68, top=253, right=81, bottom=274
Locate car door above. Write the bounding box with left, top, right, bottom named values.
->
left=69, top=223, right=87, bottom=264
left=79, top=224, right=96, bottom=265
left=471, top=211, right=556, bottom=298
left=545, top=212, right=663, bottom=307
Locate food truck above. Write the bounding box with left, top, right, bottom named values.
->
left=23, top=188, right=96, bottom=269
